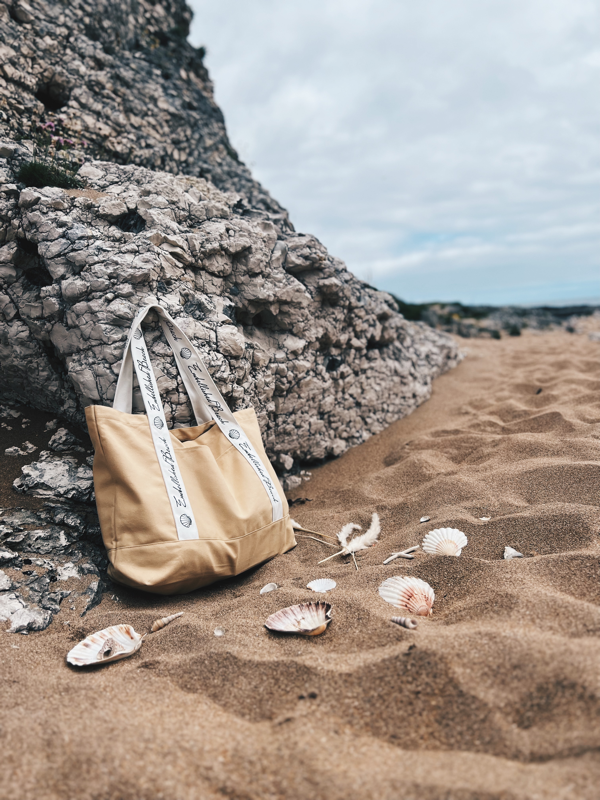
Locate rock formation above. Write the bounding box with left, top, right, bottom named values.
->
left=0, top=0, right=461, bottom=488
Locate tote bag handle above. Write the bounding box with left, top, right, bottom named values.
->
left=113, top=305, right=284, bottom=541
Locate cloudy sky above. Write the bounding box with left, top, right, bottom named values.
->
left=189, top=0, right=600, bottom=306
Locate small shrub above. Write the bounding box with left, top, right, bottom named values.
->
left=508, top=324, right=522, bottom=337
left=17, top=160, right=82, bottom=190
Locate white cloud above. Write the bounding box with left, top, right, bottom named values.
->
left=189, top=0, right=600, bottom=305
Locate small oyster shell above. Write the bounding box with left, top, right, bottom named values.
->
left=422, top=527, right=468, bottom=557
left=265, top=602, right=332, bottom=636
left=504, top=546, right=524, bottom=559
left=67, top=624, right=143, bottom=667
left=307, top=578, right=336, bottom=593
left=391, top=616, right=418, bottom=629
left=379, top=576, right=435, bottom=616
left=260, top=583, right=278, bottom=594
left=150, top=612, right=183, bottom=632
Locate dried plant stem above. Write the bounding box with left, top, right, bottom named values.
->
left=318, top=549, right=345, bottom=564
left=351, top=552, right=359, bottom=571
left=294, top=526, right=338, bottom=540
left=295, top=533, right=338, bottom=548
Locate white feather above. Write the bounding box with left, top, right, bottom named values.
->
left=338, top=513, right=380, bottom=553
left=337, top=523, right=362, bottom=548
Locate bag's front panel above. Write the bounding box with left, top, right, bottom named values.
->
left=90, top=407, right=177, bottom=548
left=173, top=408, right=287, bottom=541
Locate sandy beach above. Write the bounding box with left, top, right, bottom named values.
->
left=2, top=329, right=600, bottom=800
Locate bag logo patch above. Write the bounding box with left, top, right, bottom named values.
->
left=228, top=429, right=240, bottom=440
left=179, top=514, right=192, bottom=528
left=153, top=416, right=164, bottom=429
left=180, top=347, right=192, bottom=359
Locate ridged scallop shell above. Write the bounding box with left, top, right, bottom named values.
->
left=260, top=583, right=278, bottom=594
left=422, top=527, right=468, bottom=556
left=67, top=624, right=143, bottom=666
left=307, top=578, right=336, bottom=593
left=265, top=602, right=332, bottom=636
left=379, top=576, right=435, bottom=616
left=391, top=616, right=418, bottom=629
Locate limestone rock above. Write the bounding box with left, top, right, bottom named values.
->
left=0, top=593, right=53, bottom=633
left=81, top=579, right=103, bottom=616
left=48, top=427, right=85, bottom=452
left=0, top=153, right=460, bottom=483
left=5, top=441, right=37, bottom=456
left=0, top=0, right=462, bottom=485
left=13, top=451, right=94, bottom=503
left=0, top=505, right=108, bottom=633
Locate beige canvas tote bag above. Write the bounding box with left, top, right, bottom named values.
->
left=85, top=303, right=295, bottom=594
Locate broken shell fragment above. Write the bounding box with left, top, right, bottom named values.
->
left=150, top=612, right=184, bottom=632
left=260, top=583, right=278, bottom=595
left=504, top=547, right=524, bottom=559
left=420, top=516, right=430, bottom=523
left=265, top=602, right=332, bottom=636
left=67, top=624, right=143, bottom=667
left=391, top=617, right=418, bottom=630
left=480, top=516, right=491, bottom=521
left=307, top=578, right=336, bottom=593
left=379, top=576, right=435, bottom=617
left=422, top=527, right=468, bottom=557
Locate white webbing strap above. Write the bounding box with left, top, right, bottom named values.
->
left=113, top=305, right=284, bottom=538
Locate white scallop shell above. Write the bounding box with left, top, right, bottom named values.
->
left=67, top=624, right=143, bottom=667
left=391, top=616, right=418, bottom=629
left=260, top=583, right=278, bottom=594
left=265, top=602, right=332, bottom=636
left=307, top=578, right=336, bottom=593
left=422, top=527, right=468, bottom=556
left=504, top=546, right=524, bottom=559
left=379, top=576, right=435, bottom=616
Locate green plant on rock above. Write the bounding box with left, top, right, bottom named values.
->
left=17, top=159, right=82, bottom=189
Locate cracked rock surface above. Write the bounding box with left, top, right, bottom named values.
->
left=0, top=503, right=107, bottom=633
left=0, top=0, right=462, bottom=486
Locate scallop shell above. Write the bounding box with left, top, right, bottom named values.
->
left=504, top=546, right=524, bottom=559
left=379, top=576, right=435, bottom=616
left=67, top=624, right=143, bottom=667
left=265, top=602, right=332, bottom=636
left=150, top=612, right=183, bottom=632
left=391, top=616, right=418, bottom=629
left=260, top=583, right=278, bottom=594
left=422, top=527, right=468, bottom=557
left=307, top=578, right=336, bottom=593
